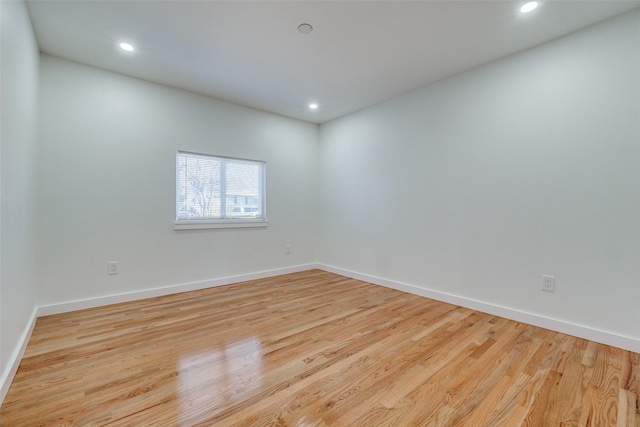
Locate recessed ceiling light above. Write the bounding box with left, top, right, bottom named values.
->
left=298, top=23, right=313, bottom=35
left=309, top=103, right=318, bottom=110
left=119, top=42, right=134, bottom=52
left=520, top=2, right=538, bottom=13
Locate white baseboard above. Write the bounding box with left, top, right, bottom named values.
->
left=317, top=263, right=640, bottom=353
left=37, top=264, right=317, bottom=317
left=0, top=308, right=38, bottom=404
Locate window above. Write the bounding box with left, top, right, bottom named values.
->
left=175, top=151, right=266, bottom=229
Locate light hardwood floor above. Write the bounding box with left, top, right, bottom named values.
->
left=1, top=270, right=638, bottom=426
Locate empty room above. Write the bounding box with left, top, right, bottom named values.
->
left=1, top=0, right=639, bottom=425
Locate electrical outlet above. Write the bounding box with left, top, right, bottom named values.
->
left=542, top=275, right=555, bottom=292
left=285, top=244, right=291, bottom=255
left=108, top=261, right=119, bottom=275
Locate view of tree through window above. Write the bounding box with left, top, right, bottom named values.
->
left=176, top=152, right=265, bottom=221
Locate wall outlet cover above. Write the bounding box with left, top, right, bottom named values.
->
left=542, top=275, right=555, bottom=292
left=108, top=261, right=119, bottom=275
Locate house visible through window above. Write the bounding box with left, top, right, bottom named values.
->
left=176, top=151, right=266, bottom=226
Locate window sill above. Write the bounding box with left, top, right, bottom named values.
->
left=174, top=219, right=269, bottom=230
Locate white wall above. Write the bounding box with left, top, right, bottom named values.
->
left=0, top=0, right=40, bottom=389
left=318, top=10, right=640, bottom=342
left=37, top=55, right=318, bottom=306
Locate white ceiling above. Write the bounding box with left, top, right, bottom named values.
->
left=26, top=1, right=640, bottom=124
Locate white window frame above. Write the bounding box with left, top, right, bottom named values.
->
left=174, top=151, right=267, bottom=230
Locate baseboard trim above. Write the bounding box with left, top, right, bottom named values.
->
left=0, top=307, right=38, bottom=404
left=38, top=264, right=317, bottom=317
left=317, top=263, right=640, bottom=353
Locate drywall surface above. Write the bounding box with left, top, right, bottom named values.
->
left=37, top=55, right=318, bottom=305
left=0, top=0, right=39, bottom=382
left=318, top=10, right=640, bottom=340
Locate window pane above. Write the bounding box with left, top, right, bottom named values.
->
left=225, top=160, right=261, bottom=218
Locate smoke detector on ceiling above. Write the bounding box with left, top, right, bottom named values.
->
left=298, top=23, right=313, bottom=34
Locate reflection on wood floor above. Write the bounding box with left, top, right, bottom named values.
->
left=1, top=269, right=639, bottom=426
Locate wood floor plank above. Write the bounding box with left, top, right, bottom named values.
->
left=1, top=269, right=638, bottom=426
left=617, top=389, right=637, bottom=427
